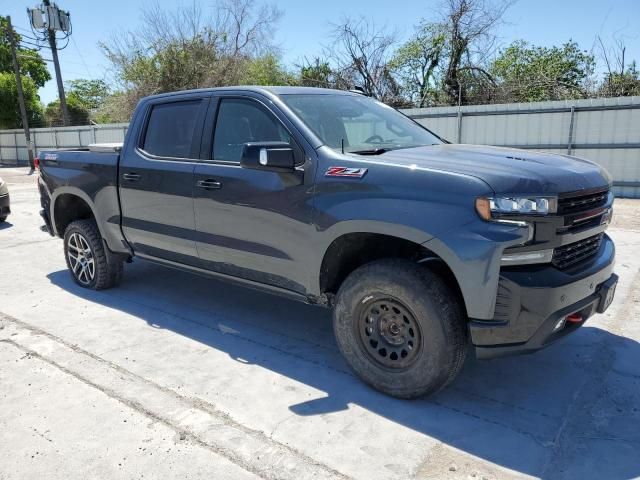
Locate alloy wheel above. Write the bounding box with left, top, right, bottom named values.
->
left=67, top=232, right=96, bottom=285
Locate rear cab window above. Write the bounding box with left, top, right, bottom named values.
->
left=141, top=100, right=204, bottom=159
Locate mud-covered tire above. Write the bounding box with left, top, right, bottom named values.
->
left=63, top=219, right=123, bottom=290
left=333, top=259, right=467, bottom=398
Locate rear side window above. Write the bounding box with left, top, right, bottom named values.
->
left=142, top=100, right=202, bottom=158
left=213, top=98, right=291, bottom=162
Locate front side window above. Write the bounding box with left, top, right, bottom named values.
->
left=142, top=100, right=202, bottom=158
left=280, top=94, right=442, bottom=153
left=213, top=98, right=291, bottom=162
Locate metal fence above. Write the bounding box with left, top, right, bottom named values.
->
left=403, top=96, right=640, bottom=198
left=0, top=123, right=129, bottom=167
left=1, top=96, right=639, bottom=197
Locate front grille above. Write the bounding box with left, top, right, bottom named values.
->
left=558, top=189, right=609, bottom=215
left=552, top=233, right=603, bottom=269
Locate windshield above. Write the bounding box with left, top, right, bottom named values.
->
left=280, top=94, right=443, bottom=154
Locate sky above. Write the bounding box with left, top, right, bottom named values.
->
left=2, top=0, right=639, bottom=104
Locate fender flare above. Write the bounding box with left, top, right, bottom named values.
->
left=49, top=187, right=106, bottom=239
left=308, top=220, right=436, bottom=295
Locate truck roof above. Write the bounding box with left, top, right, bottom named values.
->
left=142, top=86, right=358, bottom=102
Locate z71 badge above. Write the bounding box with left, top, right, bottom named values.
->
left=325, top=166, right=368, bottom=178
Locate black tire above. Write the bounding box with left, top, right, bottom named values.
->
left=0, top=215, right=6, bottom=223
left=333, top=259, right=467, bottom=398
left=63, top=219, right=123, bottom=290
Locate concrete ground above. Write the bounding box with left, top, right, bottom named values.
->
left=1, top=166, right=639, bottom=480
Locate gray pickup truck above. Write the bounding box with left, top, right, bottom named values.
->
left=37, top=86, right=617, bottom=398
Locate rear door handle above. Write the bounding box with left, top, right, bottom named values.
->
left=196, top=179, right=222, bottom=190
left=122, top=172, right=141, bottom=182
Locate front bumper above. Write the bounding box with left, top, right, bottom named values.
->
left=471, top=234, right=616, bottom=359
left=0, top=193, right=10, bottom=217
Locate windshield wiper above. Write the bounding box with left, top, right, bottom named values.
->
left=349, top=148, right=391, bottom=155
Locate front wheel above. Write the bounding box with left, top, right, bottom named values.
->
left=64, top=219, right=123, bottom=290
left=333, top=259, right=467, bottom=398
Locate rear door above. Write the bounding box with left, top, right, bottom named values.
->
left=192, top=94, right=315, bottom=293
left=119, top=95, right=209, bottom=264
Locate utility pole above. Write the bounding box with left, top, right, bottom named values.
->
left=5, top=16, right=35, bottom=172
left=43, top=0, right=70, bottom=126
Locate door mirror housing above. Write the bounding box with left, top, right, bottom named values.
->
left=240, top=142, right=296, bottom=172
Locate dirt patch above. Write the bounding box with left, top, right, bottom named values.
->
left=611, top=199, right=640, bottom=231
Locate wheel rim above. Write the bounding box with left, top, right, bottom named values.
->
left=67, top=232, right=95, bottom=285
left=357, top=298, right=423, bottom=369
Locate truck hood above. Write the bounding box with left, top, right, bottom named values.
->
left=374, top=144, right=612, bottom=194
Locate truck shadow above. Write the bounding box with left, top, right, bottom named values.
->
left=47, top=261, right=640, bottom=479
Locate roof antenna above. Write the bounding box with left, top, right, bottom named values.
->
left=341, top=138, right=345, bottom=154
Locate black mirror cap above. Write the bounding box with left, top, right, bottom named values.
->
left=240, top=142, right=296, bottom=172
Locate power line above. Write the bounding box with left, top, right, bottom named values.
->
left=70, top=35, right=92, bottom=77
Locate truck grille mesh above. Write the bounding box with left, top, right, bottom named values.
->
left=552, top=233, right=603, bottom=270
left=558, top=189, right=609, bottom=215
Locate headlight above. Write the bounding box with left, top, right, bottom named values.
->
left=475, top=196, right=557, bottom=220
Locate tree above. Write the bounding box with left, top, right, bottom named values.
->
left=242, top=54, right=296, bottom=85
left=101, top=0, right=283, bottom=117
left=491, top=40, right=595, bottom=102
left=298, top=57, right=332, bottom=88
left=599, top=62, right=640, bottom=97
left=0, top=72, right=43, bottom=129
left=597, top=36, right=640, bottom=97
left=66, top=79, right=110, bottom=110
left=0, top=17, right=51, bottom=88
left=389, top=22, right=446, bottom=107
left=0, top=17, right=50, bottom=128
left=44, top=96, right=90, bottom=127
left=439, top=0, right=514, bottom=105
left=328, top=17, right=402, bottom=104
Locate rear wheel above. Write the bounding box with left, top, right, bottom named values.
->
left=64, top=219, right=123, bottom=290
left=0, top=215, right=6, bottom=223
left=333, top=259, right=467, bottom=398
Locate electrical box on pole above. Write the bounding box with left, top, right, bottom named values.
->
left=27, top=8, right=45, bottom=29
left=27, top=1, right=72, bottom=126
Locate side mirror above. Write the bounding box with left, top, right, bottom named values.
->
left=240, top=142, right=296, bottom=172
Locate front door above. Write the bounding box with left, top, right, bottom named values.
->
left=119, top=97, right=208, bottom=264
left=193, top=95, right=314, bottom=293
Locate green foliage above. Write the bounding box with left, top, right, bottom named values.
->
left=0, top=17, right=51, bottom=88
left=389, top=23, right=446, bottom=106
left=0, top=72, right=43, bottom=129
left=44, top=96, right=90, bottom=127
left=241, top=55, right=297, bottom=86
left=600, top=62, right=640, bottom=97
left=66, top=79, right=110, bottom=110
left=299, top=58, right=333, bottom=87
left=491, top=40, right=596, bottom=102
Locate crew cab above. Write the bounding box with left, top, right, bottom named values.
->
left=37, top=87, right=617, bottom=398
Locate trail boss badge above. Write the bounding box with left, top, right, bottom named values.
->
left=325, top=166, right=368, bottom=178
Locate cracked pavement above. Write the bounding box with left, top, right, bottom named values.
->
left=1, top=167, right=639, bottom=479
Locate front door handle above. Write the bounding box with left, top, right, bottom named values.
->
left=122, top=172, right=141, bottom=182
left=196, top=179, right=222, bottom=190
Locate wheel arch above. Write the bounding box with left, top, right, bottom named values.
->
left=315, top=224, right=466, bottom=315
left=50, top=187, right=103, bottom=239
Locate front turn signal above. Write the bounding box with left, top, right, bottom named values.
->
left=475, top=197, right=491, bottom=221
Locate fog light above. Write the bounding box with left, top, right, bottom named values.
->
left=501, top=249, right=553, bottom=266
